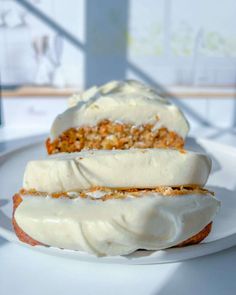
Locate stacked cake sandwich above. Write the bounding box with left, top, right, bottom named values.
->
left=12, top=80, right=220, bottom=256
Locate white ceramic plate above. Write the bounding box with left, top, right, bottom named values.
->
left=0, top=137, right=236, bottom=264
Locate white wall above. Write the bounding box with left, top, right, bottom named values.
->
left=0, top=0, right=235, bottom=135
left=0, top=0, right=236, bottom=87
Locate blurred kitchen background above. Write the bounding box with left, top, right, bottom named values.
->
left=0, top=0, right=236, bottom=142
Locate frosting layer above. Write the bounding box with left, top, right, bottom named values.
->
left=68, top=80, right=168, bottom=107
left=23, top=149, right=211, bottom=193
left=14, top=192, right=220, bottom=256
left=51, top=80, right=189, bottom=139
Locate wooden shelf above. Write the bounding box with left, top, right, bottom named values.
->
left=2, top=87, right=77, bottom=98
left=2, top=85, right=236, bottom=98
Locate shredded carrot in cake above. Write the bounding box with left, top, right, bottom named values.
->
left=46, top=120, right=185, bottom=154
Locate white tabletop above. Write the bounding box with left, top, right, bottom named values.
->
left=1, top=128, right=236, bottom=295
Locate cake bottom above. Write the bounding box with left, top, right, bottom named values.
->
left=46, top=120, right=185, bottom=154
left=12, top=187, right=218, bottom=256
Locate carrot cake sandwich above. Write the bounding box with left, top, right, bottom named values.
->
left=46, top=80, right=189, bottom=154
left=12, top=149, right=220, bottom=256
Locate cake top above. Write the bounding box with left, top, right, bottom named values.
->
left=23, top=148, right=211, bottom=193
left=68, top=80, right=168, bottom=107
left=50, top=80, right=189, bottom=139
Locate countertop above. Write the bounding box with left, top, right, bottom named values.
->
left=0, top=128, right=236, bottom=295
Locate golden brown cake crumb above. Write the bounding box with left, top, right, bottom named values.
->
left=46, top=120, right=185, bottom=154
left=19, top=185, right=213, bottom=200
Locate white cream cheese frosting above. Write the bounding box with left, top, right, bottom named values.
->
left=68, top=80, right=167, bottom=107
left=23, top=149, right=211, bottom=193
left=14, top=192, right=220, bottom=256
left=51, top=80, right=189, bottom=139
